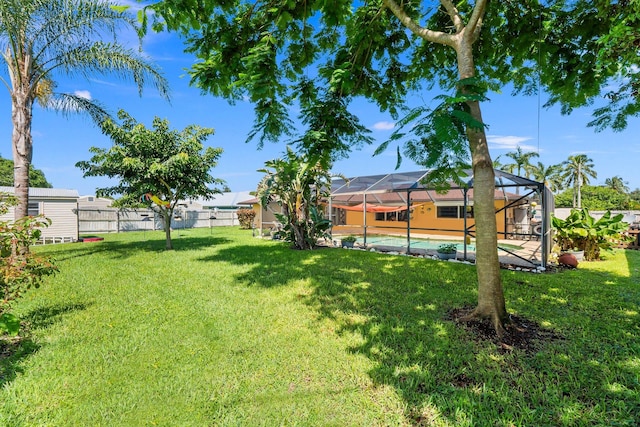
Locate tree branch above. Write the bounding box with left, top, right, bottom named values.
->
left=383, top=0, right=456, bottom=48
left=439, top=0, right=464, bottom=33
left=465, top=0, right=488, bottom=40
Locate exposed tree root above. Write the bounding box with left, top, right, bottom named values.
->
left=447, top=306, right=564, bottom=353
left=457, top=306, right=508, bottom=338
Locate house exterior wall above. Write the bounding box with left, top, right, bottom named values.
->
left=340, top=199, right=511, bottom=237
left=0, top=197, right=79, bottom=243
left=39, top=199, right=79, bottom=241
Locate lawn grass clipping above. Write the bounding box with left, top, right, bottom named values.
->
left=1, top=227, right=638, bottom=426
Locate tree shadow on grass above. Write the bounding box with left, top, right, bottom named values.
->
left=45, top=235, right=232, bottom=262
left=0, top=303, right=88, bottom=388
left=203, top=243, right=640, bottom=425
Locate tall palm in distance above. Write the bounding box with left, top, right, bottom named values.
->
left=561, top=154, right=597, bottom=208
left=503, top=146, right=540, bottom=194
left=531, top=161, right=564, bottom=193
left=503, top=146, right=540, bottom=178
left=605, top=176, right=629, bottom=194
left=0, top=0, right=170, bottom=219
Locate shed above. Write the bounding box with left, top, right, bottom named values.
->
left=0, top=187, right=80, bottom=243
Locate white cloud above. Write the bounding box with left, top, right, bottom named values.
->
left=371, top=121, right=395, bottom=131
left=487, top=135, right=537, bottom=151
left=74, top=90, right=92, bottom=100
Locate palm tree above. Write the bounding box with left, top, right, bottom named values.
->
left=604, top=176, right=629, bottom=193
left=503, top=146, right=539, bottom=195
left=503, top=146, right=540, bottom=179
left=530, top=161, right=563, bottom=193
left=0, top=0, right=170, bottom=219
left=561, top=154, right=597, bottom=208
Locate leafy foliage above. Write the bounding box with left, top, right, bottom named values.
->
left=554, top=185, right=630, bottom=210
left=552, top=208, right=630, bottom=260
left=380, top=78, right=486, bottom=187
left=502, top=146, right=539, bottom=179
left=236, top=208, right=256, bottom=229
left=257, top=148, right=333, bottom=250
left=436, top=243, right=457, bottom=254
left=0, top=157, right=52, bottom=188
left=530, top=161, right=564, bottom=193
left=0, top=194, right=57, bottom=335
left=76, top=110, right=226, bottom=250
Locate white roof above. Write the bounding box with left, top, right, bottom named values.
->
left=189, top=191, right=254, bottom=208
left=0, top=186, right=79, bottom=199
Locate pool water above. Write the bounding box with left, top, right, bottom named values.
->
left=357, top=235, right=477, bottom=252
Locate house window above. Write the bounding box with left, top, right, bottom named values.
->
left=28, top=202, right=40, bottom=216
left=375, top=210, right=409, bottom=222
left=437, top=206, right=458, bottom=218
left=437, top=205, right=474, bottom=219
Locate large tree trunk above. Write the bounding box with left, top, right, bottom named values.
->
left=11, top=87, right=34, bottom=221
left=457, top=37, right=508, bottom=336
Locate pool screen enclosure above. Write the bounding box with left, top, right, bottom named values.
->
left=327, top=169, right=552, bottom=268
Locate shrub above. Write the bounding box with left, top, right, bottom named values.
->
left=551, top=208, right=630, bottom=261
left=0, top=194, right=58, bottom=335
left=237, top=208, right=256, bottom=229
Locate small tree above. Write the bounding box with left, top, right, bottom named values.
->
left=76, top=110, right=227, bottom=250
left=1, top=194, right=57, bottom=335
left=257, top=148, right=333, bottom=250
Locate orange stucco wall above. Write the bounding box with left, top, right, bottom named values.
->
left=341, top=200, right=510, bottom=237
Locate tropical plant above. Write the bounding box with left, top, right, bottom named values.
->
left=76, top=110, right=227, bottom=250
left=551, top=208, right=630, bottom=261
left=604, top=176, right=629, bottom=194
left=0, top=193, right=57, bottom=335
left=0, top=0, right=169, bottom=220
left=503, top=146, right=540, bottom=179
left=237, top=208, right=256, bottom=229
left=561, top=154, right=598, bottom=208
left=257, top=148, right=333, bottom=250
left=530, top=161, right=564, bottom=193
left=437, top=243, right=458, bottom=254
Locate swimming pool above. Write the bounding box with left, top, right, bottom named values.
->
left=355, top=235, right=477, bottom=252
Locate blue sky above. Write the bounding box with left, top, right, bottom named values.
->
left=1, top=3, right=639, bottom=196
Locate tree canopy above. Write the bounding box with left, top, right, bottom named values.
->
left=76, top=110, right=226, bottom=250
left=0, top=156, right=52, bottom=188
left=141, top=0, right=640, bottom=334
left=555, top=185, right=630, bottom=210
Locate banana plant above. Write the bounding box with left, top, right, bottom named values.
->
left=552, top=208, right=630, bottom=260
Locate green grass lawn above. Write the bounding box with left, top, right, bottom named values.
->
left=1, top=227, right=639, bottom=426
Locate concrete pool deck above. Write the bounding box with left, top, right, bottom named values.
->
left=332, top=230, right=545, bottom=269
